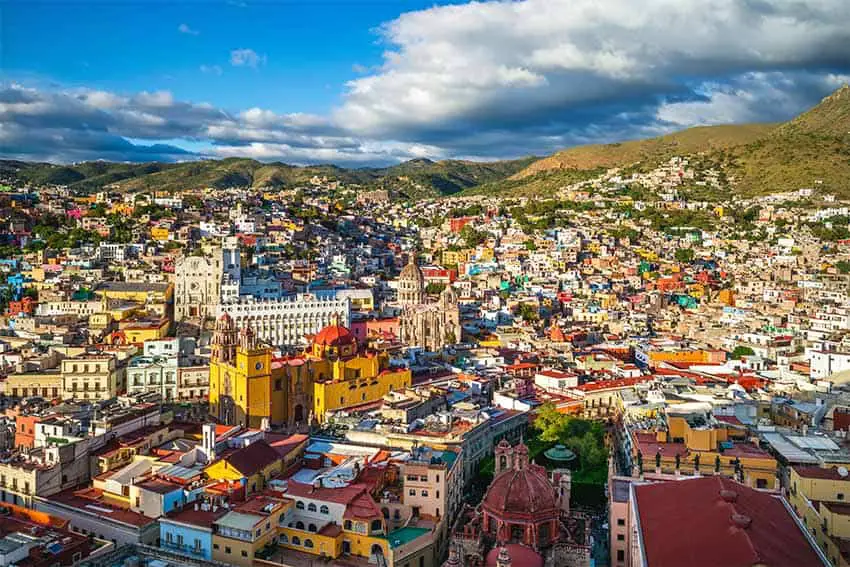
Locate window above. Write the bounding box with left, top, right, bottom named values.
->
left=256, top=529, right=261, bottom=537
left=617, top=550, right=625, bottom=562
left=617, top=519, right=625, bottom=526
left=242, top=551, right=248, bottom=558
left=280, top=534, right=288, bottom=544
left=617, top=534, right=625, bottom=541
left=421, top=490, right=428, bottom=497
left=308, top=524, right=317, bottom=532
left=305, top=539, right=314, bottom=549
left=225, top=547, right=231, bottom=554
left=320, top=505, right=329, bottom=514
left=296, top=521, right=304, bottom=530
left=839, top=493, right=845, bottom=501
left=409, top=489, right=416, bottom=496
left=307, top=503, right=317, bottom=512
left=292, top=536, right=301, bottom=546
left=296, top=500, right=305, bottom=510
left=344, top=520, right=352, bottom=530
left=213, top=544, right=220, bottom=550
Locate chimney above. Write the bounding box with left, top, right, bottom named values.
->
left=202, top=423, right=216, bottom=462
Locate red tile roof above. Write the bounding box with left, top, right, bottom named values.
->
left=220, top=440, right=281, bottom=476
left=794, top=465, right=850, bottom=481
left=634, top=476, right=823, bottom=567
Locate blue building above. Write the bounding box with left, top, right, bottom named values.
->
left=159, top=506, right=227, bottom=560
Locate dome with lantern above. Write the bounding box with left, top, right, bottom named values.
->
left=311, top=315, right=358, bottom=358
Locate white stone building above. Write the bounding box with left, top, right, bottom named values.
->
left=218, top=294, right=351, bottom=347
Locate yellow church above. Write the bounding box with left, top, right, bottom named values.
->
left=209, top=313, right=411, bottom=428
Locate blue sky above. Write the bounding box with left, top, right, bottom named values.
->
left=2, top=0, right=850, bottom=165
left=2, top=1, right=443, bottom=113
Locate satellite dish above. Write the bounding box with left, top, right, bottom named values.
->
left=839, top=467, right=848, bottom=478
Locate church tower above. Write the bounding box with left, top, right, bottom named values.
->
left=211, top=312, right=237, bottom=363
left=398, top=253, right=425, bottom=306
left=495, top=439, right=514, bottom=474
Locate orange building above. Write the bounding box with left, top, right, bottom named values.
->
left=14, top=414, right=43, bottom=449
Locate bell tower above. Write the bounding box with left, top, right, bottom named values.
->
left=212, top=313, right=237, bottom=363
left=495, top=439, right=514, bottom=475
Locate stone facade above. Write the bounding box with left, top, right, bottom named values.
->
left=174, top=251, right=223, bottom=321
left=400, top=283, right=461, bottom=352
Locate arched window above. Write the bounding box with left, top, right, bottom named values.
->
left=296, top=501, right=305, bottom=510
left=304, top=539, right=314, bottom=549
left=499, top=455, right=507, bottom=470
left=307, top=503, right=317, bottom=512
left=279, top=534, right=289, bottom=544
left=296, top=521, right=304, bottom=530
left=308, top=523, right=317, bottom=533
left=292, top=536, right=301, bottom=546
left=320, top=505, right=329, bottom=514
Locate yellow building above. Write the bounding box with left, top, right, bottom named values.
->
left=151, top=226, right=170, bottom=241
left=212, top=495, right=289, bottom=567
left=209, top=314, right=412, bottom=427
left=118, top=317, right=171, bottom=343
left=208, top=316, right=279, bottom=429
left=631, top=415, right=778, bottom=490
left=61, top=353, right=125, bottom=400
left=4, top=371, right=63, bottom=400
left=204, top=440, right=283, bottom=495
left=789, top=465, right=850, bottom=567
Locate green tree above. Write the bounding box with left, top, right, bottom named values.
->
left=516, top=303, right=539, bottom=322
left=730, top=345, right=755, bottom=359
left=674, top=248, right=694, bottom=263
left=425, top=282, right=446, bottom=294
left=837, top=261, right=850, bottom=274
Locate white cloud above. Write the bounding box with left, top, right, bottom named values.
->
left=3, top=0, right=850, bottom=165
left=334, top=0, right=850, bottom=136
left=657, top=72, right=850, bottom=127
left=230, top=48, right=266, bottom=68
left=200, top=64, right=223, bottom=76
left=178, top=23, right=199, bottom=35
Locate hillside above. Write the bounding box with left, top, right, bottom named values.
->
left=0, top=156, right=535, bottom=199
left=489, top=84, right=850, bottom=198
left=512, top=124, right=775, bottom=179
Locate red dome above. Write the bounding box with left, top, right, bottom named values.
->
left=485, top=545, right=543, bottom=567
left=314, top=324, right=357, bottom=347
left=482, top=465, right=557, bottom=517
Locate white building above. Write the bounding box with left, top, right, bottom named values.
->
left=218, top=294, right=350, bottom=347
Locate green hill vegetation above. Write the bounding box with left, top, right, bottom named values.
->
left=3, top=85, right=849, bottom=199
left=0, top=156, right=536, bottom=199
left=502, top=84, right=850, bottom=198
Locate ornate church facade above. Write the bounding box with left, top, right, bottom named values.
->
left=398, top=255, right=461, bottom=351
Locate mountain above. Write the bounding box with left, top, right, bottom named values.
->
left=0, top=156, right=536, bottom=199
left=496, top=84, right=850, bottom=198
left=3, top=85, right=848, bottom=200
left=512, top=124, right=774, bottom=179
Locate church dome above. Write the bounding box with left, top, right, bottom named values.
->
left=314, top=323, right=356, bottom=347
left=484, top=545, right=543, bottom=567
left=482, top=464, right=558, bottom=517
left=400, top=257, right=424, bottom=284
